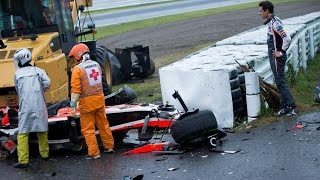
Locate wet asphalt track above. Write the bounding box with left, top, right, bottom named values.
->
left=1, top=111, right=320, bottom=179
left=86, top=0, right=259, bottom=27
left=98, top=1, right=320, bottom=61
left=1, top=1, right=320, bottom=179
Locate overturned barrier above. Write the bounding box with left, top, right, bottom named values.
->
left=160, top=12, right=320, bottom=128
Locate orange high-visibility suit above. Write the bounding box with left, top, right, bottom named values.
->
left=71, top=59, right=114, bottom=157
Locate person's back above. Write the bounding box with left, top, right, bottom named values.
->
left=69, top=43, right=114, bottom=160
left=71, top=59, right=105, bottom=113
left=15, top=66, right=48, bottom=96
left=13, top=48, right=51, bottom=168
left=15, top=66, right=50, bottom=133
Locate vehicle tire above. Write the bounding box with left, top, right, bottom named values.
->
left=230, top=77, right=240, bottom=90
left=231, top=87, right=242, bottom=100
left=96, top=46, right=112, bottom=95
left=238, top=70, right=247, bottom=117
left=239, top=73, right=245, bottom=84
left=233, top=99, right=243, bottom=118
left=132, top=59, right=156, bottom=78
left=234, top=106, right=244, bottom=118
left=137, top=59, right=156, bottom=78
left=171, top=110, right=217, bottom=145
left=106, top=48, right=123, bottom=85
left=240, top=84, right=247, bottom=116
left=229, top=69, right=238, bottom=80
left=233, top=97, right=243, bottom=112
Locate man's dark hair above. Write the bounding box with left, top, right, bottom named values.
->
left=259, top=1, right=274, bottom=13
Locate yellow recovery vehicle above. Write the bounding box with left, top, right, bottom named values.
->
left=0, top=0, right=113, bottom=108
left=0, top=0, right=158, bottom=149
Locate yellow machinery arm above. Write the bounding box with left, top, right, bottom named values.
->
left=70, top=0, right=93, bottom=29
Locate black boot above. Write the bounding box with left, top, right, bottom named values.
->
left=13, top=162, right=29, bottom=169
left=0, top=40, right=7, bottom=49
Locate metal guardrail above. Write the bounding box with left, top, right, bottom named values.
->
left=213, top=12, right=320, bottom=84
left=159, top=12, right=320, bottom=127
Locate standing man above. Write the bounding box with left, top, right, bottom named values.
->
left=68, top=43, right=114, bottom=160
left=259, top=1, right=297, bottom=116
left=13, top=48, right=51, bottom=168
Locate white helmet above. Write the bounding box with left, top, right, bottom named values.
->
left=13, top=48, right=32, bottom=67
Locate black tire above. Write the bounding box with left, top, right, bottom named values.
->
left=96, top=46, right=112, bottom=95
left=231, top=87, right=242, bottom=100
left=240, top=85, right=247, bottom=101
left=171, top=110, right=217, bottom=145
left=239, top=84, right=247, bottom=116
left=110, top=61, right=123, bottom=85
left=234, top=106, right=244, bottom=116
left=239, top=73, right=245, bottom=84
left=106, top=49, right=123, bottom=85
left=229, top=69, right=238, bottom=80
left=137, top=59, right=156, bottom=78
left=136, top=59, right=156, bottom=78
left=233, top=97, right=243, bottom=111
left=230, top=78, right=240, bottom=90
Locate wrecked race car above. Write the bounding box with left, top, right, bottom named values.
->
left=0, top=87, right=178, bottom=151
left=0, top=89, right=225, bottom=154
left=0, top=103, right=178, bottom=151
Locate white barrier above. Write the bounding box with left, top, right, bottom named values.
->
left=245, top=72, right=260, bottom=122
left=245, top=72, right=260, bottom=95
left=160, top=12, right=320, bottom=128
left=159, top=69, right=234, bottom=128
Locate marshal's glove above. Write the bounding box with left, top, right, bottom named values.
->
left=70, top=93, right=80, bottom=118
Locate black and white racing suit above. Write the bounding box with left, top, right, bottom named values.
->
left=266, top=15, right=296, bottom=109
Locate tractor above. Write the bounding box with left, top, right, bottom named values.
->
left=0, top=0, right=157, bottom=148
left=0, top=0, right=155, bottom=108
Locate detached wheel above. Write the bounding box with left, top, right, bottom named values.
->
left=171, top=110, right=218, bottom=145
left=137, top=59, right=155, bottom=78
left=106, top=48, right=123, bottom=85
left=96, top=46, right=112, bottom=95
left=145, top=59, right=155, bottom=77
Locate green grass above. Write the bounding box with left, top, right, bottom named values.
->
left=111, top=42, right=214, bottom=103
left=95, top=0, right=307, bottom=39
left=112, top=77, right=162, bottom=103
left=155, top=42, right=214, bottom=68
left=235, top=52, right=320, bottom=131
left=113, top=51, right=320, bottom=132
left=292, top=53, right=320, bottom=111
left=103, top=0, right=320, bottom=130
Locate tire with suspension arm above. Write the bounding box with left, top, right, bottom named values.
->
left=95, top=46, right=112, bottom=95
